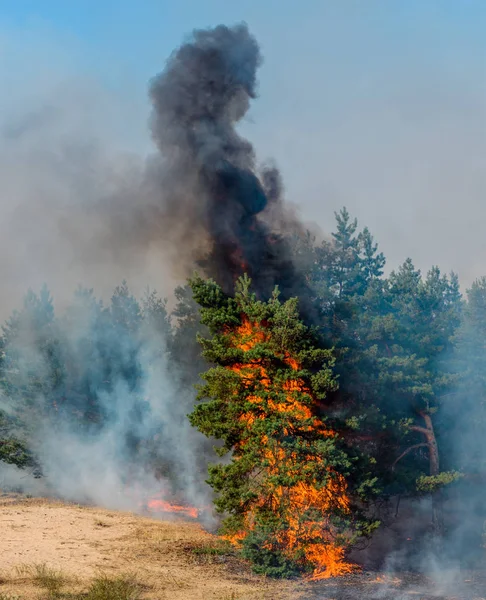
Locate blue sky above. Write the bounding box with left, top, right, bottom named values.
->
left=1, top=1, right=486, bottom=288
left=3, top=1, right=486, bottom=93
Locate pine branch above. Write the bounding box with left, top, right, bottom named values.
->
left=409, top=425, right=430, bottom=436
left=392, top=443, right=428, bottom=471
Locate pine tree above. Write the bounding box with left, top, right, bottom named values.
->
left=452, top=277, right=486, bottom=474
left=308, top=213, right=463, bottom=534
left=60, top=286, right=106, bottom=424
left=0, top=285, right=62, bottom=475
left=0, top=412, right=37, bottom=471
left=1, top=285, right=64, bottom=414
left=106, top=281, right=143, bottom=392
left=141, top=288, right=172, bottom=348
left=170, top=283, right=208, bottom=387
left=306, top=210, right=388, bottom=467
left=310, top=209, right=385, bottom=361
left=312, top=208, right=385, bottom=306
left=363, top=261, right=463, bottom=533
left=188, top=274, right=379, bottom=578
left=358, top=227, right=386, bottom=285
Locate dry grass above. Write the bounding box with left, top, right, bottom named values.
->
left=183, top=538, right=239, bottom=569
left=2, top=495, right=483, bottom=599
left=0, top=564, right=258, bottom=600
left=82, top=574, right=144, bottom=600
left=0, top=496, right=300, bottom=600
left=15, top=563, right=69, bottom=597
left=0, top=568, right=145, bottom=600
left=94, top=520, right=112, bottom=528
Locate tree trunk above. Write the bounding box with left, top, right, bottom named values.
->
left=411, top=412, right=444, bottom=537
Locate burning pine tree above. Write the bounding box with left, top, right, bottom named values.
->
left=189, top=274, right=378, bottom=578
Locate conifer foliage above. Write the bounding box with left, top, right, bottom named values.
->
left=2, top=207, right=486, bottom=577
left=189, top=274, right=378, bottom=578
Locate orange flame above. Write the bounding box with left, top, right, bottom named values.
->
left=225, top=316, right=356, bottom=579
left=146, top=499, right=200, bottom=519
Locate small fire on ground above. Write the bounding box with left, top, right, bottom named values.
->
left=137, top=493, right=204, bottom=520
left=144, top=497, right=200, bottom=519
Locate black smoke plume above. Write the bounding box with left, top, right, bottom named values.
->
left=148, top=23, right=307, bottom=300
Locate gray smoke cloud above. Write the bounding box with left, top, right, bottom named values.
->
left=0, top=23, right=306, bottom=320
left=0, top=282, right=215, bottom=521
left=0, top=21, right=176, bottom=319
left=0, top=22, right=314, bottom=541
left=0, top=101, right=180, bottom=317
left=35, top=344, right=206, bottom=513
left=1, top=22, right=308, bottom=525
left=1, top=15, right=486, bottom=597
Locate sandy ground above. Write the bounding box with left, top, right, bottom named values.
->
left=1, top=493, right=486, bottom=600
left=0, top=494, right=299, bottom=600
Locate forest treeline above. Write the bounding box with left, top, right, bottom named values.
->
left=1, top=208, right=486, bottom=576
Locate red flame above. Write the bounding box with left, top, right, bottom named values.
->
left=146, top=498, right=199, bottom=519
left=128, top=484, right=203, bottom=521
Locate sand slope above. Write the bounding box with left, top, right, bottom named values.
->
left=1, top=494, right=485, bottom=600
left=0, top=494, right=299, bottom=599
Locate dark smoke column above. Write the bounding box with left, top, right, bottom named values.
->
left=149, top=23, right=302, bottom=299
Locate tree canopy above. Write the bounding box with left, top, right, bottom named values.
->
left=0, top=207, right=484, bottom=577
